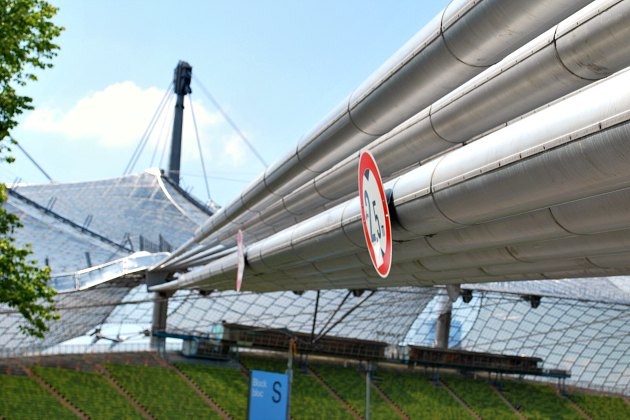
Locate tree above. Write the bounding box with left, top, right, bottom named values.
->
left=0, top=0, right=64, bottom=338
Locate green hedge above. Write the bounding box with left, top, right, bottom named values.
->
left=176, top=363, right=248, bottom=418
left=570, top=392, right=630, bottom=420
left=311, top=364, right=398, bottom=419
left=501, top=381, right=582, bottom=420
left=106, top=364, right=219, bottom=419
left=4, top=359, right=629, bottom=420
left=0, top=374, right=76, bottom=420
left=442, top=376, right=517, bottom=420
left=33, top=366, right=142, bottom=420
left=377, top=369, right=473, bottom=419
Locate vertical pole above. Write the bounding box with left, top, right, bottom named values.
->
left=366, top=362, right=371, bottom=420
left=434, top=292, right=453, bottom=350
left=147, top=271, right=170, bottom=353
left=150, top=292, right=169, bottom=352
left=311, top=290, right=320, bottom=342
left=168, top=94, right=185, bottom=184
left=168, top=61, right=192, bottom=184
left=286, top=338, right=295, bottom=419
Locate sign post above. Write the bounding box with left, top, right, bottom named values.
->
left=358, top=151, right=392, bottom=278
left=248, top=370, right=289, bottom=420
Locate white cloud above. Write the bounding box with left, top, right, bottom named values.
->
left=22, top=81, right=225, bottom=150
left=24, top=81, right=168, bottom=148
left=21, top=80, right=265, bottom=178
left=223, top=134, right=247, bottom=164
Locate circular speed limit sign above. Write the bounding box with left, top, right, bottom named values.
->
left=358, top=151, right=392, bottom=278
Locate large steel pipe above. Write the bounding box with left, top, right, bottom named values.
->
left=159, top=0, right=591, bottom=267
left=395, top=67, right=630, bottom=234
left=417, top=229, right=630, bottom=271
left=425, top=186, right=630, bottom=255
left=154, top=180, right=630, bottom=292
left=290, top=0, right=630, bottom=218
left=152, top=247, right=630, bottom=292
left=188, top=0, right=630, bottom=254
left=153, top=67, right=630, bottom=292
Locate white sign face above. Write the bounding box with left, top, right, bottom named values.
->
left=358, top=151, right=392, bottom=278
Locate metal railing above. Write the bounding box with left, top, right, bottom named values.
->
left=0, top=342, right=182, bottom=359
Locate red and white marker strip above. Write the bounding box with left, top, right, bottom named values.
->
left=236, top=229, right=245, bottom=291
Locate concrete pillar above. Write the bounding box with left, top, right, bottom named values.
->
left=146, top=271, right=172, bottom=352
left=151, top=291, right=173, bottom=351
left=434, top=293, right=453, bottom=350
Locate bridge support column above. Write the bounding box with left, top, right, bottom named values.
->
left=146, top=271, right=172, bottom=352
left=151, top=291, right=174, bottom=352
left=434, top=292, right=453, bottom=350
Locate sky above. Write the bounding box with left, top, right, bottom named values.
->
left=5, top=0, right=447, bottom=207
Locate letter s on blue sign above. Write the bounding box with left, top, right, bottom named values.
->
left=272, top=381, right=282, bottom=403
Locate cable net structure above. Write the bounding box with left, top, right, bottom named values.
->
left=1, top=171, right=628, bottom=395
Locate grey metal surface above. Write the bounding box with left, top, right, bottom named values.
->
left=161, top=0, right=630, bottom=266
left=155, top=66, right=630, bottom=293
left=161, top=0, right=592, bottom=266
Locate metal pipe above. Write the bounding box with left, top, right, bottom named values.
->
left=151, top=65, right=630, bottom=292
left=174, top=0, right=630, bottom=253
left=159, top=0, right=592, bottom=266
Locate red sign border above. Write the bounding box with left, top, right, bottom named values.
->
left=358, top=151, right=392, bottom=278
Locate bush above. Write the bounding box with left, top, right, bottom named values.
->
left=501, top=381, right=582, bottom=420
left=311, top=364, right=398, bottom=419
left=443, top=375, right=517, bottom=420
left=377, top=369, right=472, bottom=419
left=33, top=366, right=142, bottom=420
left=570, top=392, right=630, bottom=420
left=176, top=363, right=248, bottom=418
left=0, top=374, right=75, bottom=420
left=106, top=364, right=219, bottom=419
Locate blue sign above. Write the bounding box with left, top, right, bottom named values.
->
left=248, top=370, right=289, bottom=420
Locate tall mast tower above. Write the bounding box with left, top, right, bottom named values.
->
left=167, top=61, right=192, bottom=184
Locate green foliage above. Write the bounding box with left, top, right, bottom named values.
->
left=176, top=363, right=248, bottom=418
left=569, top=392, right=630, bottom=420
left=377, top=369, right=473, bottom=419
left=106, top=363, right=220, bottom=419
left=311, top=364, right=399, bottom=419
left=0, top=0, right=63, bottom=148
left=33, top=366, right=143, bottom=419
left=501, top=381, right=582, bottom=420
left=0, top=184, right=57, bottom=338
left=4, top=361, right=630, bottom=420
left=0, top=374, right=75, bottom=420
left=0, top=0, right=63, bottom=338
left=242, top=357, right=352, bottom=419
left=442, top=375, right=517, bottom=420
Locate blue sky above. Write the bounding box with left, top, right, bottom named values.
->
left=6, top=1, right=446, bottom=206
